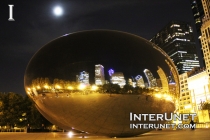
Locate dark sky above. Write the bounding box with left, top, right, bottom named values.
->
left=0, top=0, right=197, bottom=94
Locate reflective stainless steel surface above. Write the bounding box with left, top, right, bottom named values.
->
left=24, top=30, right=178, bottom=137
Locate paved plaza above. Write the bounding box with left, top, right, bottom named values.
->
left=0, top=129, right=210, bottom=140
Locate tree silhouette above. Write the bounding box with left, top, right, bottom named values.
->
left=102, top=83, right=121, bottom=94
left=0, top=92, right=52, bottom=129
left=0, top=92, right=24, bottom=128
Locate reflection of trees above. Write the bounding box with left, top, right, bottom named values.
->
left=29, top=78, right=79, bottom=94
left=102, top=83, right=149, bottom=95
left=123, top=85, right=133, bottom=93
left=102, top=83, right=121, bottom=94
left=32, top=77, right=51, bottom=88
left=28, top=77, right=153, bottom=95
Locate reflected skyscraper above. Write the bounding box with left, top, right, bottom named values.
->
left=108, top=69, right=114, bottom=76
left=95, top=64, right=105, bottom=85
left=144, top=69, right=157, bottom=87
left=76, top=71, right=89, bottom=85
left=128, top=78, right=137, bottom=87
left=110, top=72, right=126, bottom=88
left=157, top=66, right=169, bottom=92
left=135, top=75, right=145, bottom=88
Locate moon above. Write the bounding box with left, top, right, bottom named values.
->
left=53, top=6, right=63, bottom=16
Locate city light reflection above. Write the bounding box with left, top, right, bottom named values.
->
left=68, top=131, right=74, bottom=138
left=67, top=86, right=74, bottom=90
left=78, top=84, right=86, bottom=90
left=91, top=85, right=98, bottom=91
left=154, top=93, right=173, bottom=102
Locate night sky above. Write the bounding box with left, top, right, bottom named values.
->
left=0, top=0, right=197, bottom=94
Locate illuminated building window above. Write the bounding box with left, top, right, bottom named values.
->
left=110, top=72, right=126, bottom=88
left=76, top=71, right=89, bottom=85
left=143, top=69, right=157, bottom=87
left=95, top=64, right=105, bottom=85
left=150, top=20, right=200, bottom=74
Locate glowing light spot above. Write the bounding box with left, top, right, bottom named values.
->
left=53, top=6, right=63, bottom=16
left=91, top=85, right=98, bottom=91
left=68, top=131, right=73, bottom=138
left=78, top=84, right=86, bottom=90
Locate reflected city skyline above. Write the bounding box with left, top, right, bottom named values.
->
left=24, top=30, right=178, bottom=137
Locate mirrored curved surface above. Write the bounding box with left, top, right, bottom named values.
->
left=24, top=30, right=179, bottom=137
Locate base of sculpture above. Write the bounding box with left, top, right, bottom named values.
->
left=33, top=92, right=174, bottom=137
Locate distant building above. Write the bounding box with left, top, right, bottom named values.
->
left=188, top=70, right=210, bottom=110
left=150, top=20, right=200, bottom=74
left=179, top=72, right=191, bottom=113
left=135, top=75, right=145, bottom=88
left=157, top=66, right=169, bottom=92
left=128, top=78, right=137, bottom=88
left=143, top=69, right=157, bottom=87
left=200, top=0, right=210, bottom=78
left=156, top=79, right=162, bottom=87
left=128, top=78, right=133, bottom=86
left=76, top=71, right=89, bottom=85
left=108, top=69, right=114, bottom=76
left=169, top=82, right=176, bottom=96
left=190, top=69, right=210, bottom=124
left=144, top=83, right=149, bottom=88
left=190, top=0, right=205, bottom=67
left=167, top=75, right=174, bottom=83
left=95, top=64, right=105, bottom=85
left=191, top=0, right=204, bottom=37
left=110, top=72, right=126, bottom=88
left=179, top=68, right=210, bottom=123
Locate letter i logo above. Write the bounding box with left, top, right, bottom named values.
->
left=8, top=5, right=15, bottom=21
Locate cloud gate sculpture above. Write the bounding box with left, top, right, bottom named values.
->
left=24, top=30, right=179, bottom=137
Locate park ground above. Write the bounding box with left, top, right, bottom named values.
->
left=0, top=129, right=210, bottom=140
